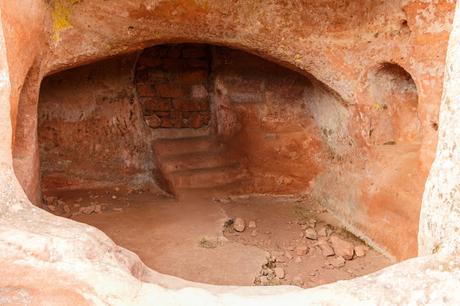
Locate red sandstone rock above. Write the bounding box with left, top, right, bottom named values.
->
left=233, top=218, right=245, bottom=232
left=326, top=256, right=346, bottom=268
left=295, top=245, right=308, bottom=256
left=318, top=241, right=335, bottom=257
left=330, top=236, right=354, bottom=260
left=354, top=245, right=368, bottom=258
left=145, top=114, right=162, bottom=128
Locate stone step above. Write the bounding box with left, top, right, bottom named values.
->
left=161, top=150, right=232, bottom=174
left=153, top=135, right=223, bottom=158
left=176, top=178, right=251, bottom=199
left=170, top=164, right=246, bottom=189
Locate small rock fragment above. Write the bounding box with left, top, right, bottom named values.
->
left=47, top=205, right=56, bottom=212
left=327, top=256, right=346, bottom=268
left=94, top=204, right=102, bottom=213
left=295, top=257, right=302, bottom=263
left=233, top=218, right=246, bottom=232
left=113, top=207, right=123, bottom=212
left=248, top=220, right=257, bottom=228
left=80, top=205, right=95, bottom=215
left=354, top=245, right=368, bottom=257
left=292, top=276, right=304, bottom=286
left=284, top=251, right=293, bottom=260
left=251, top=230, right=257, bottom=236
left=63, top=205, right=71, bottom=214
left=308, top=218, right=317, bottom=228
left=274, top=267, right=285, bottom=279
left=318, top=241, right=335, bottom=257
left=317, top=226, right=328, bottom=237
left=44, top=196, right=57, bottom=205
left=330, top=235, right=354, bottom=260
left=305, top=228, right=318, bottom=240
left=112, top=195, right=117, bottom=199
left=295, top=245, right=308, bottom=256
left=259, top=275, right=269, bottom=285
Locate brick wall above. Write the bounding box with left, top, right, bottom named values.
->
left=135, top=44, right=211, bottom=129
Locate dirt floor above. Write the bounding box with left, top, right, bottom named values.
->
left=42, top=189, right=391, bottom=288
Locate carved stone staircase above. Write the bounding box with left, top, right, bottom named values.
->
left=153, top=135, right=247, bottom=196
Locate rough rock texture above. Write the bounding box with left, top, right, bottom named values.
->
left=20, top=0, right=453, bottom=260
left=39, top=55, right=155, bottom=191
left=419, top=2, right=460, bottom=257
left=1, top=0, right=460, bottom=305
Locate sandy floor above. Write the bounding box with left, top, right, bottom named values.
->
left=42, top=189, right=391, bottom=287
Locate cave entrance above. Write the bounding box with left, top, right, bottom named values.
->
left=35, top=43, right=422, bottom=287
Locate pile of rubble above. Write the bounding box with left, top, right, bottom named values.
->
left=225, top=216, right=370, bottom=287
left=42, top=193, right=124, bottom=218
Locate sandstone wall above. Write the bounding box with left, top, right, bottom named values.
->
left=38, top=55, right=154, bottom=191
left=211, top=47, right=330, bottom=194
left=1, top=0, right=460, bottom=305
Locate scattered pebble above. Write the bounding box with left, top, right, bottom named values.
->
left=326, top=256, right=346, bottom=268
left=112, top=195, right=117, bottom=199
left=318, top=241, right=335, bottom=257
left=233, top=218, right=246, bottom=232
left=259, top=275, right=269, bottom=286
left=317, top=226, right=328, bottom=237
left=94, top=204, right=102, bottom=213
left=354, top=245, right=368, bottom=257
left=113, top=207, right=123, bottom=212
left=47, top=205, right=56, bottom=212
left=63, top=205, right=71, bottom=214
left=295, top=257, right=302, bottom=263
left=305, top=228, right=318, bottom=240
left=80, top=206, right=95, bottom=215
left=330, top=235, right=354, bottom=260
left=251, top=230, right=257, bottom=236
left=248, top=220, right=257, bottom=228
left=274, top=267, right=285, bottom=279
left=292, top=276, right=303, bottom=286
left=295, top=245, right=308, bottom=256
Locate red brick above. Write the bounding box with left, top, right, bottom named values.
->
left=161, top=118, right=174, bottom=128
left=136, top=84, right=155, bottom=97
left=137, top=56, right=162, bottom=68
left=190, top=112, right=210, bottom=129
left=188, top=59, right=209, bottom=69
left=180, top=70, right=208, bottom=84
left=162, top=58, right=187, bottom=70
left=143, top=98, right=172, bottom=112
left=144, top=114, right=161, bottom=128
left=148, top=71, right=169, bottom=82
left=155, top=111, right=170, bottom=118
left=155, top=84, right=186, bottom=98
left=182, top=47, right=207, bottom=58
left=173, top=99, right=209, bottom=111
left=135, top=69, right=149, bottom=82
